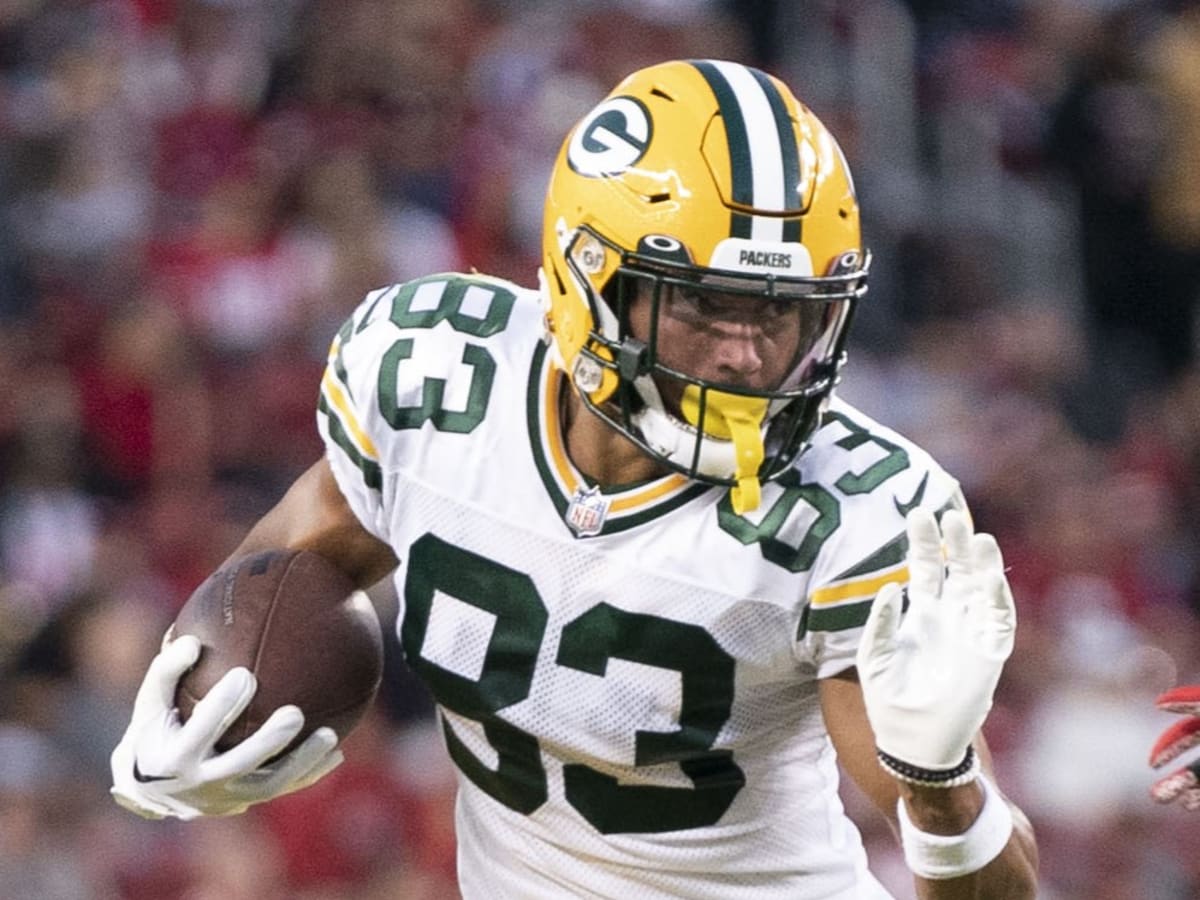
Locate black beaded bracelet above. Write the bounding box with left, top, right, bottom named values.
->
left=877, top=746, right=979, bottom=788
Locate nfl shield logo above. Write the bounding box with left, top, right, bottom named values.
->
left=566, top=485, right=609, bottom=537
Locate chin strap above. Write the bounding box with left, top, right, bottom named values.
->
left=681, top=386, right=766, bottom=514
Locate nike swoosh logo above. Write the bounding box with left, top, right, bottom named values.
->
left=893, top=472, right=929, bottom=518
left=133, top=762, right=174, bottom=784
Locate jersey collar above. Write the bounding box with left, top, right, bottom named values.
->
left=526, top=342, right=710, bottom=538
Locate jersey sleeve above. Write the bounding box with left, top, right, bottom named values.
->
left=315, top=273, right=532, bottom=546
left=794, top=408, right=969, bottom=680
left=316, top=286, right=397, bottom=544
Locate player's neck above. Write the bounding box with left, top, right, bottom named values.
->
left=561, top=383, right=670, bottom=488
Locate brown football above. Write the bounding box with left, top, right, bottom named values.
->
left=173, top=548, right=384, bottom=753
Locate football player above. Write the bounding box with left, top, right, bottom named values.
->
left=112, top=60, right=1038, bottom=897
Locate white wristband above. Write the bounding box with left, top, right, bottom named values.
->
left=897, top=774, right=1014, bottom=880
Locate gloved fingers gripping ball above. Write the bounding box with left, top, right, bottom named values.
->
left=110, top=633, right=343, bottom=821
left=173, top=549, right=384, bottom=755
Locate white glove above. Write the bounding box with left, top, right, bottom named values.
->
left=856, top=508, right=1016, bottom=773
left=111, top=634, right=344, bottom=820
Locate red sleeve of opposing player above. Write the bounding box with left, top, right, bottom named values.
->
left=1150, top=716, right=1200, bottom=767
left=1155, top=684, right=1200, bottom=714
left=1150, top=685, right=1200, bottom=767
left=1149, top=685, right=1200, bottom=808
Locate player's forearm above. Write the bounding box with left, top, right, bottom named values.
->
left=913, top=831, right=1038, bottom=899
left=904, top=782, right=1039, bottom=899
left=230, top=458, right=397, bottom=588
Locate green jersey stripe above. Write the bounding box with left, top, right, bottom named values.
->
left=806, top=599, right=873, bottom=634
left=318, top=393, right=382, bottom=490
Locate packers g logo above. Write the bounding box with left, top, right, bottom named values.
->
left=567, top=96, right=652, bottom=177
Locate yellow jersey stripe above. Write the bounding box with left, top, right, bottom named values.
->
left=543, top=369, right=691, bottom=511
left=811, top=564, right=908, bottom=607
left=543, top=373, right=582, bottom=495
left=320, top=369, right=380, bottom=461
left=611, top=475, right=691, bottom=511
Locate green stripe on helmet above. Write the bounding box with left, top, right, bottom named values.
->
left=691, top=60, right=754, bottom=237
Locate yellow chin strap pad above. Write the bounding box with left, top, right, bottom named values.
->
left=681, top=387, right=767, bottom=514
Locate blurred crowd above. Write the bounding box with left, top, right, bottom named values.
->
left=1, top=1, right=1198, bottom=898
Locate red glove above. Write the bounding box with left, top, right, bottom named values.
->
left=1150, top=685, right=1200, bottom=809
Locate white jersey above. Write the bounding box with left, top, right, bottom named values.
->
left=317, top=273, right=965, bottom=899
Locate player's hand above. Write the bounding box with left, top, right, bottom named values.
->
left=1149, top=685, right=1200, bottom=809
left=110, top=634, right=344, bottom=820
left=856, top=508, right=1016, bottom=774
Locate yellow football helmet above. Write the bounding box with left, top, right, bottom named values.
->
left=541, top=59, right=868, bottom=513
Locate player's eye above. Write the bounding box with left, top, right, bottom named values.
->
left=763, top=299, right=792, bottom=319
left=666, top=285, right=721, bottom=321
left=677, top=286, right=714, bottom=314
